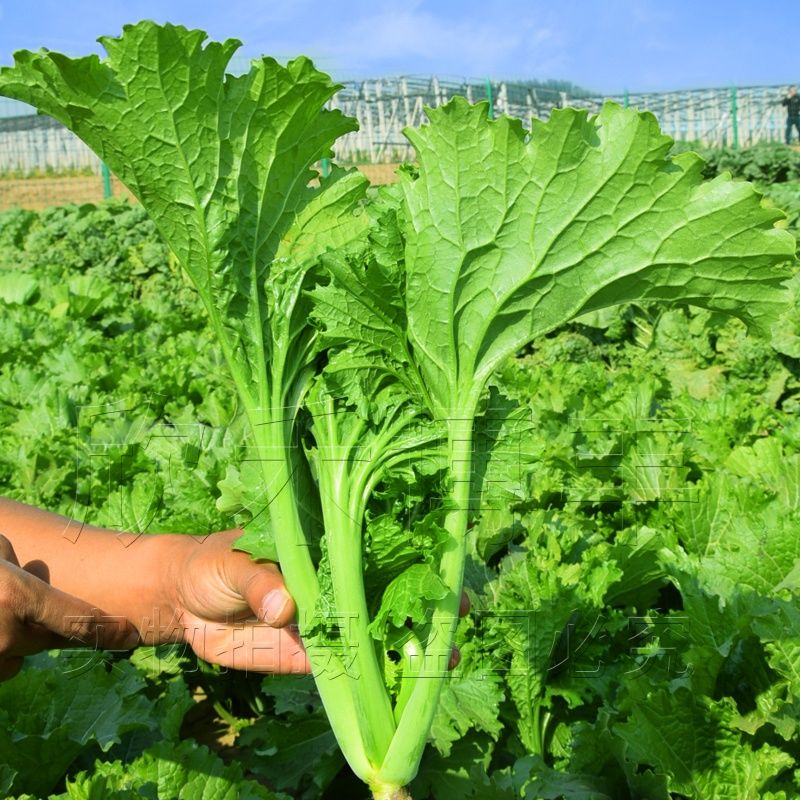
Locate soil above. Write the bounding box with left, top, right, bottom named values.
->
left=0, top=174, right=134, bottom=211
left=0, top=164, right=403, bottom=211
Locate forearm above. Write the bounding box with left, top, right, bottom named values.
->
left=0, top=497, right=190, bottom=644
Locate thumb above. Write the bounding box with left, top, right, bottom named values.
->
left=227, top=556, right=296, bottom=628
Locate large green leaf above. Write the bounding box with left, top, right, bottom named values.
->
left=59, top=740, right=287, bottom=800
left=674, top=467, right=800, bottom=601
left=484, top=524, right=622, bottom=754
left=616, top=688, right=793, bottom=799
left=429, top=671, right=505, bottom=757
left=0, top=21, right=367, bottom=411
left=402, top=99, right=795, bottom=415
left=0, top=656, right=160, bottom=797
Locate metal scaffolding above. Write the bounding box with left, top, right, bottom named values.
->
left=0, top=78, right=795, bottom=209
left=328, top=79, right=790, bottom=162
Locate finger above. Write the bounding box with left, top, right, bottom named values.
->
left=186, top=618, right=311, bottom=674
left=459, top=592, right=470, bottom=617
left=21, top=559, right=49, bottom=583
left=448, top=647, right=461, bottom=671
left=0, top=535, right=19, bottom=566
left=0, top=656, right=23, bottom=681
left=225, top=554, right=296, bottom=628
left=22, top=577, right=138, bottom=650
left=10, top=621, right=66, bottom=656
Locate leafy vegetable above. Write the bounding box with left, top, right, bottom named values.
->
left=1, top=21, right=796, bottom=799
left=58, top=740, right=289, bottom=800
left=2, top=200, right=800, bottom=797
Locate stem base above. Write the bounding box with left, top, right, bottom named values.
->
left=372, top=786, right=413, bottom=800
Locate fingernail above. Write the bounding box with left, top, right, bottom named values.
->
left=260, top=589, right=290, bottom=624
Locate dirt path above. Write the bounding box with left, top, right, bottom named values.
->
left=0, top=175, right=134, bottom=211
left=0, top=164, right=402, bottom=211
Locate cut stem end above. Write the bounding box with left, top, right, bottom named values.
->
left=372, top=785, right=413, bottom=800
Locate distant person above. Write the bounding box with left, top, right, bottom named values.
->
left=781, top=86, right=800, bottom=144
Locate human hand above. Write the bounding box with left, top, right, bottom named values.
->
left=159, top=530, right=469, bottom=675
left=0, top=499, right=469, bottom=679
left=163, top=530, right=310, bottom=674
left=0, top=534, right=137, bottom=681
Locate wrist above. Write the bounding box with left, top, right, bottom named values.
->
left=130, top=533, right=194, bottom=645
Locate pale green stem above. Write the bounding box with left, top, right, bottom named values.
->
left=541, top=709, right=553, bottom=756
left=314, top=404, right=396, bottom=767
left=250, top=422, right=318, bottom=604
left=251, top=423, right=373, bottom=780
left=376, top=416, right=473, bottom=787
left=531, top=702, right=543, bottom=756
left=322, top=476, right=396, bottom=764
left=393, top=631, right=423, bottom=723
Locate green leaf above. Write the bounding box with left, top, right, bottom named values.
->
left=429, top=672, right=504, bottom=756
left=567, top=714, right=670, bottom=800
left=725, top=437, right=800, bottom=510
left=94, top=472, right=164, bottom=533
left=673, top=469, right=800, bottom=601
left=0, top=20, right=367, bottom=417
left=515, top=755, right=616, bottom=800
left=63, top=740, right=287, bottom=800
left=221, top=462, right=279, bottom=560
left=364, top=511, right=449, bottom=597
left=232, top=525, right=279, bottom=562
left=0, top=270, right=38, bottom=304
left=753, top=599, right=800, bottom=702
left=309, top=248, right=409, bottom=371
left=369, top=563, right=449, bottom=639
left=401, top=99, right=794, bottom=416
left=0, top=765, right=16, bottom=796
left=238, top=716, right=342, bottom=797
left=0, top=656, right=159, bottom=797
left=616, top=688, right=793, bottom=799
left=411, top=735, right=495, bottom=800
left=662, top=563, right=746, bottom=695
left=604, top=526, right=669, bottom=608
left=483, top=523, right=622, bottom=753
left=261, top=674, right=322, bottom=717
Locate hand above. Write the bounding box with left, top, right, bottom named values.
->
left=164, top=530, right=310, bottom=675
left=0, top=499, right=469, bottom=678
left=449, top=592, right=471, bottom=670
left=0, top=534, right=137, bottom=681
left=160, top=530, right=470, bottom=675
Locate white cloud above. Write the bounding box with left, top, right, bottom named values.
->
left=305, top=2, right=559, bottom=78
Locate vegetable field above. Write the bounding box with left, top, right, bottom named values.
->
left=1, top=21, right=800, bottom=800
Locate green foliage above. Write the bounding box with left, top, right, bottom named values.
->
left=1, top=194, right=799, bottom=797
left=1, top=20, right=799, bottom=800
left=57, top=740, right=289, bottom=800
left=672, top=140, right=800, bottom=184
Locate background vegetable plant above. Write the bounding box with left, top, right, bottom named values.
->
left=2, top=203, right=800, bottom=799
left=1, top=20, right=798, bottom=800
left=671, top=139, right=800, bottom=184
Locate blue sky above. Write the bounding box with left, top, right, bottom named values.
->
left=0, top=1, right=797, bottom=93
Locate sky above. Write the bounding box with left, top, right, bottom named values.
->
left=0, top=0, right=797, bottom=94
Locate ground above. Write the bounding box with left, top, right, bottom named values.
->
left=0, top=163, right=402, bottom=211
